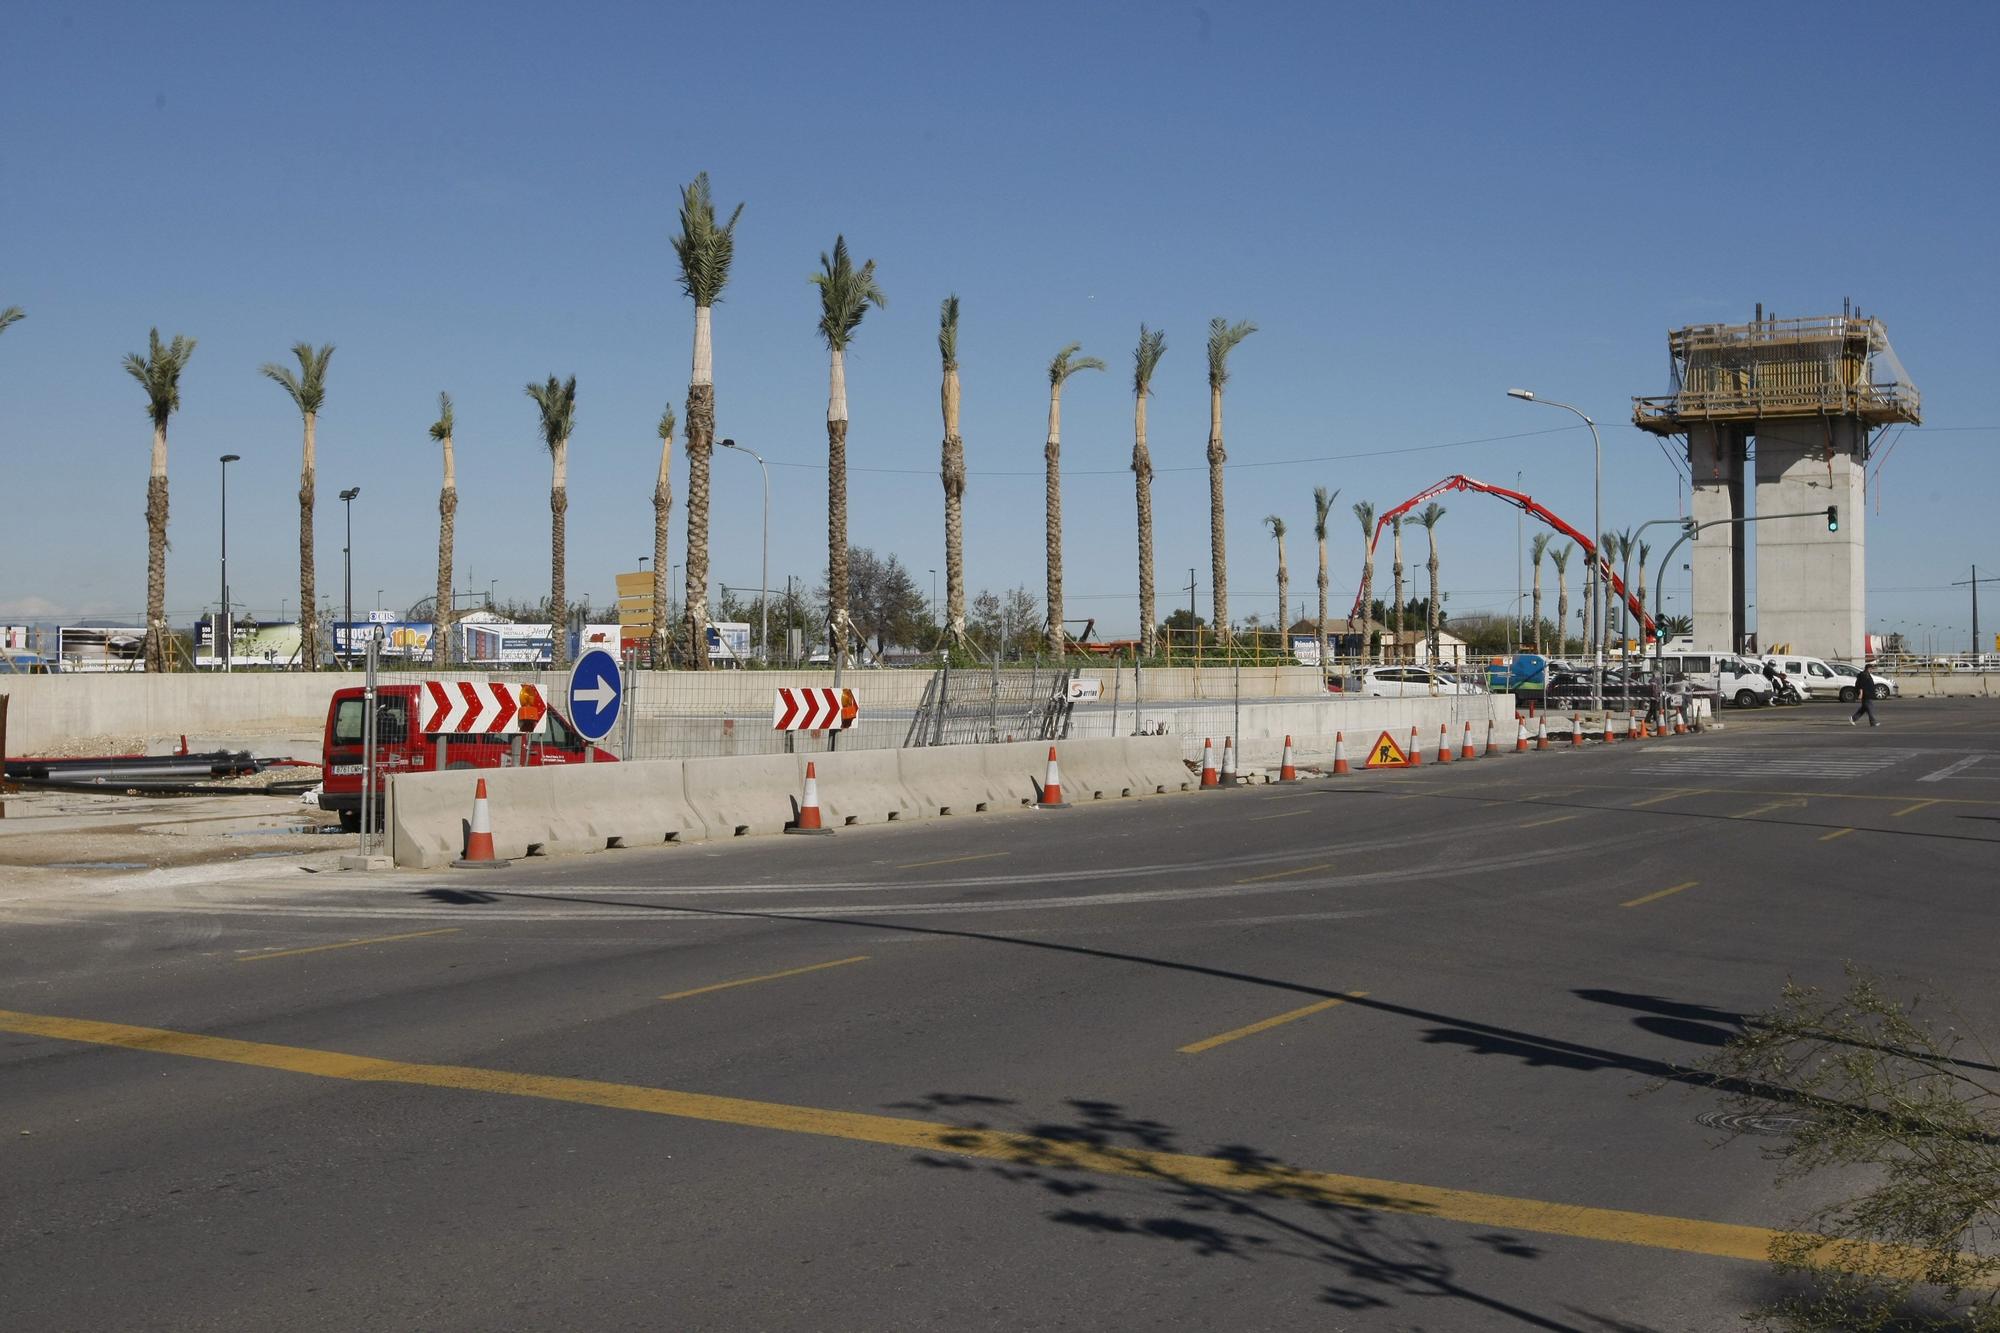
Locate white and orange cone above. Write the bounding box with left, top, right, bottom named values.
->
left=1674, top=705, right=1688, bottom=736
left=1408, top=725, right=1423, bottom=767
left=1037, top=746, right=1070, bottom=809
left=1572, top=714, right=1585, bottom=749
left=1437, top=722, right=1454, bottom=764
left=1221, top=736, right=1238, bottom=785
left=1536, top=714, right=1550, bottom=751
left=1331, top=731, right=1350, bottom=776
left=1200, top=738, right=1220, bottom=789
left=1603, top=714, right=1617, bottom=744
left=453, top=777, right=507, bottom=868
left=1515, top=714, right=1529, bottom=754
left=1460, top=720, right=1477, bottom=761
left=1278, top=735, right=1300, bottom=783
left=1485, top=717, right=1500, bottom=757
left=786, top=761, right=834, bottom=834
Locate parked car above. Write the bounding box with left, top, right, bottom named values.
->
left=1828, top=662, right=1899, bottom=700
left=1546, top=667, right=1697, bottom=711
left=319, top=684, right=616, bottom=832
left=1645, top=651, right=1775, bottom=708
left=1348, top=665, right=1485, bottom=697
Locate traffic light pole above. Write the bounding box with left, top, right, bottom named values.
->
left=1650, top=509, right=1837, bottom=681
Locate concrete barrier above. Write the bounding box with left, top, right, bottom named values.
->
left=1051, top=739, right=1144, bottom=800
left=811, top=748, right=926, bottom=826
left=896, top=746, right=1017, bottom=816
left=389, top=766, right=554, bottom=868
left=682, top=753, right=803, bottom=838
left=545, top=760, right=707, bottom=853
left=1125, top=735, right=1194, bottom=794
left=980, top=741, right=1057, bottom=809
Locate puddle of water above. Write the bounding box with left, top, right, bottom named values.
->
left=49, top=861, right=149, bottom=870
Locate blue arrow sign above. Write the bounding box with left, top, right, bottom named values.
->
left=567, top=647, right=622, bottom=742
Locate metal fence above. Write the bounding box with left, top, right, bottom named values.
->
left=904, top=664, right=1075, bottom=746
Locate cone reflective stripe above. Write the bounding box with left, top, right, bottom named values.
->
left=1436, top=722, right=1453, bottom=763
left=1278, top=735, right=1299, bottom=782
left=1200, top=738, right=1220, bottom=789
left=1221, top=736, right=1237, bottom=783
left=786, top=761, right=834, bottom=834
left=1037, top=746, right=1070, bottom=809
left=1331, top=731, right=1350, bottom=776
left=1484, top=717, right=1500, bottom=757
left=1460, top=720, right=1477, bottom=760
left=453, top=777, right=506, bottom=868
left=1408, top=725, right=1422, bottom=766
left=1536, top=714, right=1550, bottom=751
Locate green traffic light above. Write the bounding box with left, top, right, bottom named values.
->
left=1827, top=505, right=1840, bottom=532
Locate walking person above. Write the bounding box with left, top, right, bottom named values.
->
left=1851, top=663, right=1881, bottom=727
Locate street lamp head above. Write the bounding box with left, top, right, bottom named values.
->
left=339, top=487, right=360, bottom=501
left=1506, top=389, right=1535, bottom=401
left=719, top=438, right=737, bottom=451
left=220, top=453, right=241, bottom=464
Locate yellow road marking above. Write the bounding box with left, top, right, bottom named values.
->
left=1250, top=809, right=1313, bottom=821
left=1733, top=798, right=1804, bottom=821
left=895, top=852, right=1010, bottom=870
left=1818, top=827, right=1856, bottom=842
left=1628, top=789, right=1690, bottom=808
left=1234, top=862, right=1332, bottom=884
left=0, top=1006, right=1933, bottom=1275
left=1892, top=800, right=1939, bottom=818
left=660, top=955, right=868, bottom=1002
left=235, top=928, right=460, bottom=963
left=1179, top=992, right=1365, bottom=1054
left=1621, top=880, right=1701, bottom=909
left=1520, top=814, right=1579, bottom=829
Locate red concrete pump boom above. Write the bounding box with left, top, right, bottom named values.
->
left=1347, top=474, right=1654, bottom=636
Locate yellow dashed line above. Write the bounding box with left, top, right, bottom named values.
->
left=1178, top=992, right=1366, bottom=1054
left=660, top=955, right=869, bottom=1002
left=236, top=928, right=460, bottom=963
left=1621, top=881, right=1701, bottom=909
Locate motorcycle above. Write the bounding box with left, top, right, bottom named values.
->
left=1769, top=673, right=1805, bottom=705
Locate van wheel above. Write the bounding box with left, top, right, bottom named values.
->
left=1734, top=689, right=1756, bottom=709
left=338, top=808, right=361, bottom=833
left=1839, top=686, right=1857, bottom=703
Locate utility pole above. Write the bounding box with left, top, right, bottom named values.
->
left=1952, top=565, right=1997, bottom=657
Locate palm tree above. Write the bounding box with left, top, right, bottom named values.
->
left=1312, top=486, right=1338, bottom=665
left=0, top=306, right=23, bottom=338
left=1417, top=501, right=1446, bottom=664
left=1204, top=317, right=1256, bottom=642
left=429, top=392, right=456, bottom=666
left=1131, top=325, right=1167, bottom=657
left=1550, top=544, right=1572, bottom=658
left=526, top=374, right=578, bottom=668
left=1042, top=342, right=1105, bottom=655
left=123, top=328, right=197, bottom=672
left=672, top=171, right=743, bottom=669
left=810, top=235, right=885, bottom=666
left=1636, top=539, right=1653, bottom=647
left=1391, top=515, right=1406, bottom=661
left=260, top=342, right=334, bottom=669
left=1264, top=514, right=1290, bottom=652
left=1352, top=500, right=1376, bottom=657
left=1601, top=529, right=1621, bottom=660
left=652, top=404, right=676, bottom=666
left=1529, top=532, right=1550, bottom=654
left=1616, top=528, right=1637, bottom=652
left=938, top=296, right=967, bottom=650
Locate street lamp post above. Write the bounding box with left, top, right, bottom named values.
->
left=718, top=439, right=770, bottom=663
left=339, top=486, right=361, bottom=667
left=1509, top=390, right=1603, bottom=711
left=219, top=454, right=240, bottom=673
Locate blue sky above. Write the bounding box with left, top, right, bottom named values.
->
left=3, top=1, right=1995, bottom=650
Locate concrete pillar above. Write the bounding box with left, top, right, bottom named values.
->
left=1687, top=424, right=1747, bottom=651
left=1753, top=418, right=1866, bottom=661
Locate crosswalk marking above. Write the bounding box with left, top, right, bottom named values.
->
left=1636, top=748, right=1923, bottom=780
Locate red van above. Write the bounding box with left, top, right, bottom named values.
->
left=319, top=684, right=617, bottom=831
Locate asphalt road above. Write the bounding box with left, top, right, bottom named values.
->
left=4, top=699, right=1998, bottom=1330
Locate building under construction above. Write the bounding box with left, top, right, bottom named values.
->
left=1632, top=304, right=1919, bottom=660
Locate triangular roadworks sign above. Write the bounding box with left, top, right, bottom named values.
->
left=1365, top=730, right=1411, bottom=768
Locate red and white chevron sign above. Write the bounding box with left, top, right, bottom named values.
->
left=772, top=687, right=858, bottom=731
left=418, top=681, right=550, bottom=735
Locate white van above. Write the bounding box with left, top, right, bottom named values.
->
left=1760, top=654, right=1841, bottom=701
left=1649, top=651, right=1775, bottom=707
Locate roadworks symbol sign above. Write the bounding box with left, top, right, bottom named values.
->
left=1366, top=730, right=1412, bottom=768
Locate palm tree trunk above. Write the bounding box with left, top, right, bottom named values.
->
left=652, top=427, right=672, bottom=668
left=550, top=439, right=568, bottom=670
left=1391, top=523, right=1405, bottom=663
left=941, top=366, right=966, bottom=650
left=433, top=434, right=455, bottom=666
left=1133, top=394, right=1155, bottom=658
left=145, top=423, right=169, bottom=673
left=298, top=412, right=317, bottom=670
left=1315, top=535, right=1328, bottom=665
left=1427, top=547, right=1440, bottom=665
left=1531, top=561, right=1543, bottom=655
left=1207, top=386, right=1228, bottom=643
left=1274, top=538, right=1288, bottom=654
left=1557, top=573, right=1569, bottom=659
left=827, top=346, right=851, bottom=666
left=684, top=304, right=715, bottom=670
left=1045, top=381, right=1065, bottom=656
left=1358, top=541, right=1374, bottom=662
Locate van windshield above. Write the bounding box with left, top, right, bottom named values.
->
left=331, top=695, right=410, bottom=746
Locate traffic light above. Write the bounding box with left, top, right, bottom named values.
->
left=1826, top=505, right=1840, bottom=532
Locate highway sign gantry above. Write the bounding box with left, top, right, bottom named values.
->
left=417, top=681, right=549, bottom=735
left=772, top=687, right=859, bottom=731
left=567, top=648, right=623, bottom=743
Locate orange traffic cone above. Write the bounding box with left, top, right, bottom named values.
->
left=1278, top=735, right=1299, bottom=782
left=1221, top=736, right=1238, bottom=786
left=1037, top=746, right=1070, bottom=809
left=1460, top=720, right=1477, bottom=761
left=1514, top=714, right=1530, bottom=753
left=1603, top=714, right=1617, bottom=744
left=1408, top=725, right=1423, bottom=767
left=453, top=777, right=507, bottom=867
left=1571, top=714, right=1584, bottom=749
left=1485, top=718, right=1500, bottom=757
left=786, top=761, right=835, bottom=834
left=1200, top=738, right=1220, bottom=789
left=1331, top=731, right=1350, bottom=776
left=1536, top=714, right=1551, bottom=751
left=1436, top=722, right=1454, bottom=764
left=1674, top=706, right=1688, bottom=736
